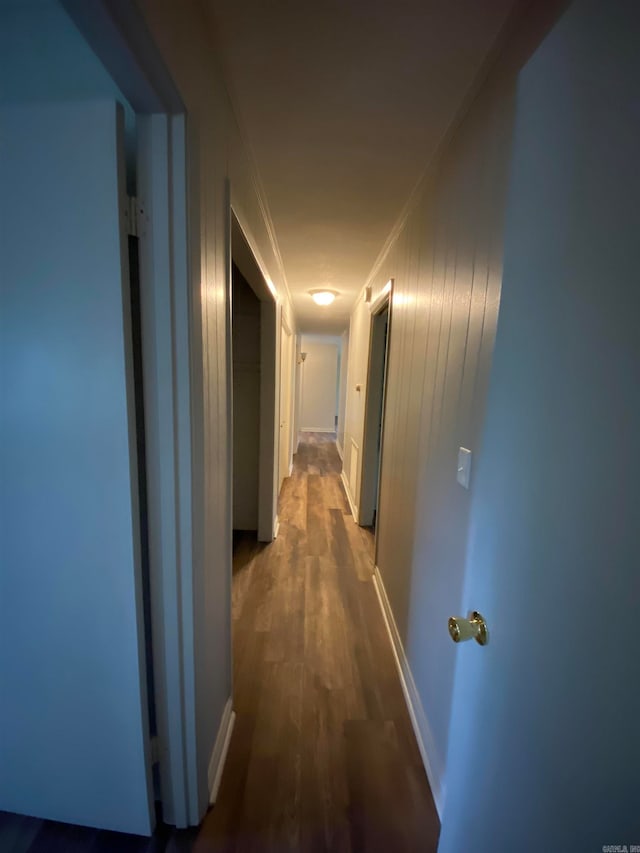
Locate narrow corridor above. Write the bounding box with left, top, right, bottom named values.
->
left=196, top=433, right=439, bottom=852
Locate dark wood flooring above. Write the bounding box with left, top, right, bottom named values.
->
left=196, top=433, right=439, bottom=852
left=0, top=433, right=439, bottom=852
left=0, top=806, right=198, bottom=853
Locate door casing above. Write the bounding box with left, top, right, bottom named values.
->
left=360, top=281, right=393, bottom=559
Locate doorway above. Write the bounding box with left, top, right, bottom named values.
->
left=232, top=263, right=262, bottom=534
left=359, top=283, right=392, bottom=538
left=230, top=213, right=278, bottom=543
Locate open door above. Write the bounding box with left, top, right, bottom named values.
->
left=0, top=101, right=154, bottom=834
left=439, top=3, right=640, bottom=848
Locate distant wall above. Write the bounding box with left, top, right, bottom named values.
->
left=300, top=335, right=340, bottom=432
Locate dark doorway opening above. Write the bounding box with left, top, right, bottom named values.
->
left=360, top=286, right=392, bottom=543
left=231, top=262, right=262, bottom=537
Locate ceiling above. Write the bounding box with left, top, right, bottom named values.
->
left=206, top=0, right=517, bottom=334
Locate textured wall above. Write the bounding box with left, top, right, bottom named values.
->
left=373, top=82, right=513, bottom=797
left=342, top=0, right=564, bottom=806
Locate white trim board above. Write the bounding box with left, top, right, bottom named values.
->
left=369, top=279, right=392, bottom=315
left=207, top=699, right=236, bottom=805
left=340, top=470, right=359, bottom=523
left=335, top=439, right=343, bottom=460
left=300, top=427, right=336, bottom=433
left=372, top=566, right=444, bottom=817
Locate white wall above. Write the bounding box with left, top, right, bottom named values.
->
left=0, top=4, right=156, bottom=833
left=341, top=0, right=565, bottom=812
left=299, top=336, right=340, bottom=432
left=0, top=99, right=153, bottom=834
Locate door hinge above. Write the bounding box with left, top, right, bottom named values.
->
left=125, top=195, right=147, bottom=238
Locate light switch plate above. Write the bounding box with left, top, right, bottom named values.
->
left=457, top=447, right=472, bottom=489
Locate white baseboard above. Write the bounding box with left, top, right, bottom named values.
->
left=372, top=566, right=444, bottom=817
left=274, top=516, right=280, bottom=539
left=335, top=438, right=343, bottom=460
left=207, top=698, right=236, bottom=805
left=300, top=427, right=335, bottom=433
left=340, top=470, right=359, bottom=522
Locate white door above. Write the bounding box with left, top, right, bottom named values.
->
left=279, top=319, right=293, bottom=487
left=439, top=3, right=640, bottom=849
left=0, top=101, right=154, bottom=834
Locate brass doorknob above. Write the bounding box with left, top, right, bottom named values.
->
left=448, top=611, right=488, bottom=646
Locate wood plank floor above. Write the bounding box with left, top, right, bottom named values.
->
left=196, top=433, right=439, bottom=852
left=0, top=433, right=439, bottom=852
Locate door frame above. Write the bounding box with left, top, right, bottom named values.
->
left=62, top=0, right=198, bottom=828
left=359, top=280, right=393, bottom=557
left=136, top=114, right=195, bottom=828
left=229, top=209, right=279, bottom=543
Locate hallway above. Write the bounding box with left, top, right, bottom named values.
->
left=196, top=434, right=439, bottom=851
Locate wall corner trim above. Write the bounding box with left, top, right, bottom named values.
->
left=335, top=439, right=343, bottom=460
left=340, top=470, right=359, bottom=523
left=372, top=566, right=445, bottom=818
left=207, top=699, right=236, bottom=805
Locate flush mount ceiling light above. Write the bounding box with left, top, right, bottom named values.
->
left=310, top=289, right=338, bottom=306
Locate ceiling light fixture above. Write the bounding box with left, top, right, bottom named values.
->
left=310, top=289, right=338, bottom=306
